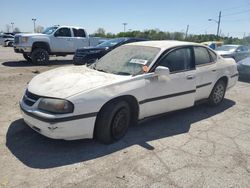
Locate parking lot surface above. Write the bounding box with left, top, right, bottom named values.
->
left=0, top=46, right=250, bottom=188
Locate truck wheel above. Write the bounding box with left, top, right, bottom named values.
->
left=95, top=101, right=131, bottom=144
left=31, top=48, right=49, bottom=65
left=208, top=80, right=226, bottom=106
left=23, top=54, right=32, bottom=62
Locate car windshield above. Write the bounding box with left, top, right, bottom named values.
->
left=97, top=38, right=126, bottom=48
left=94, top=45, right=160, bottom=75
left=216, top=45, right=238, bottom=52
left=42, top=26, right=58, bottom=35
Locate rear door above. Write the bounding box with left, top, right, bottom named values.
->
left=142, top=47, right=196, bottom=117
left=194, top=46, right=217, bottom=101
left=72, top=28, right=89, bottom=50
left=51, top=27, right=74, bottom=52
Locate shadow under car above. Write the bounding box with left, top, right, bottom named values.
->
left=6, top=99, right=235, bottom=169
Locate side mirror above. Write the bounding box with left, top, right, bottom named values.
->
left=155, top=66, right=170, bottom=76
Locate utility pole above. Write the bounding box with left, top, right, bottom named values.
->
left=185, top=25, right=189, bottom=39
left=217, top=11, right=221, bottom=37
left=208, top=11, right=221, bottom=37
left=11, top=22, right=14, bottom=32
left=122, top=23, right=127, bottom=32
left=32, top=18, right=37, bottom=33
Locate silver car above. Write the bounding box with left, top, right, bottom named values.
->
left=216, top=45, right=250, bottom=62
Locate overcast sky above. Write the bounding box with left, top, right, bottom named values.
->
left=1, top=0, right=250, bottom=38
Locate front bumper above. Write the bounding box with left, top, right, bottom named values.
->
left=73, top=56, right=87, bottom=65
left=20, top=101, right=96, bottom=140
left=14, top=46, right=32, bottom=53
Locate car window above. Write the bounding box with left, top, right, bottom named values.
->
left=194, top=47, right=211, bottom=65
left=73, top=28, right=86, bottom=37
left=208, top=49, right=217, bottom=62
left=242, top=46, right=249, bottom=51
left=158, top=48, right=193, bottom=73
left=55, top=28, right=71, bottom=37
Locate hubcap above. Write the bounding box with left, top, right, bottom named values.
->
left=37, top=52, right=46, bottom=62
left=213, top=83, right=225, bottom=104
left=112, top=108, right=129, bottom=140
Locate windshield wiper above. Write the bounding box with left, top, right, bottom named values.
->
left=116, top=72, right=131, bottom=75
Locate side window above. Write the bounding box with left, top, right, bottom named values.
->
left=72, top=29, right=86, bottom=37
left=194, top=47, right=211, bottom=65
left=208, top=49, right=217, bottom=62
left=78, top=29, right=86, bottom=37
left=242, top=46, right=249, bottom=51
left=55, top=28, right=71, bottom=37
left=158, top=48, right=193, bottom=73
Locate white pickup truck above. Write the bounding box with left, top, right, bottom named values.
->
left=14, top=26, right=103, bottom=64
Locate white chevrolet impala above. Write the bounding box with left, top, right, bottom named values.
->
left=20, top=41, right=238, bottom=143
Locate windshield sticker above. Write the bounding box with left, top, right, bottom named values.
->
left=129, top=59, right=148, bottom=65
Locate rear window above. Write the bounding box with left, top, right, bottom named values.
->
left=73, top=28, right=86, bottom=37
left=208, top=49, right=217, bottom=62
left=194, top=47, right=211, bottom=65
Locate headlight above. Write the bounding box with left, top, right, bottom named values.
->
left=21, top=37, right=29, bottom=43
left=38, top=98, right=74, bottom=114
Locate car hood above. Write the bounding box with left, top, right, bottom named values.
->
left=15, top=33, right=47, bottom=37
left=216, top=51, right=233, bottom=55
left=77, top=46, right=108, bottom=52
left=28, top=66, right=129, bottom=99
left=238, top=57, right=250, bottom=66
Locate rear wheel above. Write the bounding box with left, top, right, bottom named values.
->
left=95, top=101, right=131, bottom=144
left=31, top=48, right=49, bottom=65
left=208, top=80, right=226, bottom=106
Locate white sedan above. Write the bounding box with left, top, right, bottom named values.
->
left=20, top=41, right=238, bottom=144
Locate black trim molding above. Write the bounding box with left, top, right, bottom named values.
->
left=196, top=82, right=212, bottom=89
left=139, top=90, right=196, bottom=105
left=231, top=73, right=239, bottom=78
left=20, top=104, right=97, bottom=123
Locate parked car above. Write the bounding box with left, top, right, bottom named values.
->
left=3, top=38, right=14, bottom=47
left=20, top=41, right=238, bottom=144
left=13, top=26, right=105, bottom=64
left=215, top=45, right=250, bottom=62
left=73, top=37, right=147, bottom=65
left=201, top=41, right=223, bottom=50
left=0, top=33, right=14, bottom=46
left=237, top=57, right=250, bottom=79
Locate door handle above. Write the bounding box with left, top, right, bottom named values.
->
left=186, top=75, right=195, bottom=80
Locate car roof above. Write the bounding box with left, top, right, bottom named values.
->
left=221, top=44, right=240, bottom=47
left=126, top=40, right=204, bottom=50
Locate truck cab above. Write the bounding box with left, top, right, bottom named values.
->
left=13, top=26, right=101, bottom=64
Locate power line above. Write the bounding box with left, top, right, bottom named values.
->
left=221, top=3, right=250, bottom=11
left=222, top=9, right=250, bottom=17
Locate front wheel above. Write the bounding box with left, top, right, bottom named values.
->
left=208, top=80, right=226, bottom=106
left=23, top=54, right=32, bottom=62
left=95, top=101, right=131, bottom=144
left=31, top=48, right=49, bottom=65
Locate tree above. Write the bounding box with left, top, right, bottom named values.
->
left=36, top=25, right=44, bottom=33
left=5, top=24, right=11, bottom=33
left=93, top=28, right=106, bottom=37
left=13, top=27, right=21, bottom=33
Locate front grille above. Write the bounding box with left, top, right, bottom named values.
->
left=75, top=50, right=87, bottom=57
left=23, top=90, right=41, bottom=106
left=14, top=36, right=19, bottom=44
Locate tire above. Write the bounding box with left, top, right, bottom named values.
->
left=23, top=54, right=32, bottom=62
left=8, top=41, right=13, bottom=47
left=208, top=80, right=226, bottom=106
left=95, top=101, right=131, bottom=144
left=31, top=48, right=49, bottom=65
